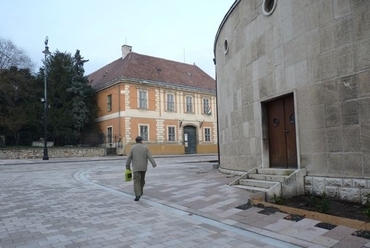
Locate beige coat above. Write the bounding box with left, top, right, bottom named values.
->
left=125, top=143, right=157, bottom=172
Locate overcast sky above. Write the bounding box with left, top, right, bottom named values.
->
left=1, top=0, right=235, bottom=78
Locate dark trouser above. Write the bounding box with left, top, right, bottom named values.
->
left=133, top=171, right=146, bottom=197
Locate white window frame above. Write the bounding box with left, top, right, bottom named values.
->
left=139, top=124, right=149, bottom=141
left=185, top=96, right=193, bottom=113
left=138, top=90, right=148, bottom=109
left=167, top=93, right=175, bottom=112
left=167, top=126, right=176, bottom=141
left=204, top=127, right=211, bottom=142
left=107, top=126, right=113, bottom=143
left=107, top=94, right=112, bottom=112
left=203, top=98, right=210, bottom=115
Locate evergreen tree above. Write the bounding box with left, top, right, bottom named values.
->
left=0, top=67, right=39, bottom=145
left=67, top=50, right=91, bottom=143
left=37, top=50, right=100, bottom=146
left=40, top=50, right=75, bottom=145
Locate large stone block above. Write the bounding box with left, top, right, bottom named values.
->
left=343, top=127, right=361, bottom=152
left=359, top=99, right=370, bottom=124
left=295, top=60, right=308, bottom=86
left=274, top=66, right=286, bottom=92
left=311, top=129, right=326, bottom=153
left=283, top=39, right=295, bottom=67
left=323, top=79, right=340, bottom=104
left=339, top=187, right=360, bottom=202
left=242, top=103, right=254, bottom=122
left=343, top=179, right=352, bottom=187
left=354, top=39, right=370, bottom=72
left=305, top=28, right=321, bottom=59
left=304, top=2, right=320, bottom=31
left=325, top=186, right=339, bottom=198
left=285, top=64, right=296, bottom=89
left=265, top=73, right=276, bottom=97
left=311, top=105, right=326, bottom=129
left=334, top=0, right=351, bottom=18
left=338, top=76, right=357, bottom=101
left=296, top=86, right=309, bottom=110
left=307, top=57, right=321, bottom=83
left=343, top=153, right=363, bottom=177
left=353, top=1, right=370, bottom=40
left=320, top=50, right=337, bottom=80
left=326, top=128, right=343, bottom=152
left=353, top=179, right=367, bottom=188
left=335, top=15, right=353, bottom=46
left=311, top=153, right=327, bottom=175
left=313, top=177, right=325, bottom=195
left=305, top=176, right=313, bottom=185
left=309, top=82, right=324, bottom=106
left=363, top=153, right=370, bottom=175
left=282, top=16, right=294, bottom=43
left=300, top=129, right=326, bottom=154
left=320, top=20, right=336, bottom=52
left=341, top=100, right=359, bottom=126
left=336, top=44, right=354, bottom=76
left=318, top=0, right=335, bottom=26
left=327, top=153, right=343, bottom=177
left=325, top=178, right=343, bottom=186
left=360, top=121, right=370, bottom=152
left=294, top=35, right=307, bottom=63
left=357, top=70, right=370, bottom=98
left=325, top=103, right=341, bottom=128
left=360, top=188, right=370, bottom=205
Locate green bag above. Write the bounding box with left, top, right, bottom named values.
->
left=125, top=169, right=132, bottom=182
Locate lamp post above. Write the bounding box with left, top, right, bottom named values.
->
left=42, top=36, right=51, bottom=160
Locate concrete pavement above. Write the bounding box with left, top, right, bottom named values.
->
left=1, top=155, right=370, bottom=247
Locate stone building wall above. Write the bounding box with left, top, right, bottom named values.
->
left=305, top=176, right=370, bottom=204
left=214, top=0, right=370, bottom=202
left=0, top=147, right=105, bottom=159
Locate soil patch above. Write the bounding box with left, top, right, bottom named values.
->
left=237, top=195, right=370, bottom=240
left=279, top=194, right=370, bottom=222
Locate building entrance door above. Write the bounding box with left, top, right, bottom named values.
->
left=184, top=126, right=196, bottom=154
left=267, top=94, right=297, bottom=168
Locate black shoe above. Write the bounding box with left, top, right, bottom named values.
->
left=134, top=196, right=140, bottom=201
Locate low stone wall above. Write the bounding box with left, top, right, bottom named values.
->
left=305, top=176, right=370, bottom=204
left=0, top=147, right=105, bottom=159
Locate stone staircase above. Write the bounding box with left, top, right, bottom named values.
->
left=229, top=168, right=306, bottom=202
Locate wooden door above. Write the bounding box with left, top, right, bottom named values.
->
left=184, top=126, right=196, bottom=154
left=267, top=94, right=297, bottom=168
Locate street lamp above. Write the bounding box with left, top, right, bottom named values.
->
left=42, top=36, right=51, bottom=160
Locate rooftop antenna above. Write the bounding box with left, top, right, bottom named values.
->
left=183, top=47, right=185, bottom=63
left=125, top=37, right=127, bottom=44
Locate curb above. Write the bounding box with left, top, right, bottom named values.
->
left=251, top=199, right=370, bottom=231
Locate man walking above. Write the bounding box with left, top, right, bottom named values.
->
left=126, top=136, right=157, bottom=201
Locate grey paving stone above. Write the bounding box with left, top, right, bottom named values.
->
left=0, top=156, right=366, bottom=248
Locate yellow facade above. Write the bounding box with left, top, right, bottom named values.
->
left=94, top=80, right=217, bottom=155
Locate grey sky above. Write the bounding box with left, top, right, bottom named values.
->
left=1, top=0, right=235, bottom=78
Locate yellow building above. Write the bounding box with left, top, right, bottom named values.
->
left=88, top=45, right=217, bottom=155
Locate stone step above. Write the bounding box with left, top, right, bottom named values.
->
left=248, top=173, right=288, bottom=182
left=239, top=179, right=279, bottom=189
left=233, top=185, right=271, bottom=193
left=257, top=168, right=295, bottom=176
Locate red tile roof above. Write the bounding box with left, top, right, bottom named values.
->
left=88, top=52, right=215, bottom=92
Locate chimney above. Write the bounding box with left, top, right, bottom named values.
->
left=121, top=45, right=132, bottom=59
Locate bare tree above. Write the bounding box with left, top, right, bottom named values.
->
left=0, top=37, right=34, bottom=70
